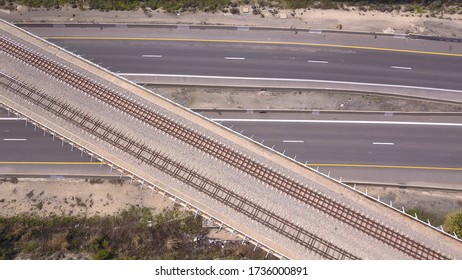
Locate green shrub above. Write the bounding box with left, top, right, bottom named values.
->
left=94, top=248, right=113, bottom=259
left=230, top=6, right=240, bottom=14
left=283, top=0, right=308, bottom=9
left=444, top=210, right=462, bottom=238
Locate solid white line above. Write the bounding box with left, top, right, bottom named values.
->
left=225, top=57, right=246, bottom=60
left=0, top=118, right=27, bottom=121
left=373, top=142, right=395, bottom=145
left=283, top=140, right=304, bottom=143
left=391, top=66, right=412, bottom=70
left=307, top=60, right=328, bottom=64
left=3, top=139, right=27, bottom=141
left=142, top=54, right=162, bottom=58
left=118, top=73, right=462, bottom=94
left=211, top=118, right=462, bottom=127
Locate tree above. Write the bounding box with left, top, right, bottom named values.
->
left=443, top=210, right=462, bottom=238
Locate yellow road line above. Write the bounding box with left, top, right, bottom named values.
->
left=0, top=162, right=459, bottom=171
left=2, top=172, right=125, bottom=177
left=0, top=162, right=102, bottom=165
left=306, top=163, right=462, bottom=171
left=45, top=36, right=462, bottom=57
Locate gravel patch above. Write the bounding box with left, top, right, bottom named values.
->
left=154, top=87, right=462, bottom=112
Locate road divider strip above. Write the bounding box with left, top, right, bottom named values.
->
left=211, top=118, right=462, bottom=126
left=119, top=73, right=462, bottom=95
left=306, top=163, right=462, bottom=171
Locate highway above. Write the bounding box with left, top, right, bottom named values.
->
left=203, top=110, right=462, bottom=168
left=1, top=108, right=461, bottom=187
left=0, top=109, right=115, bottom=177
left=19, top=24, right=462, bottom=92
left=2, top=25, right=461, bottom=186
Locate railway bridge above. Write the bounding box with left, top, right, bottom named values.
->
left=1, top=20, right=461, bottom=259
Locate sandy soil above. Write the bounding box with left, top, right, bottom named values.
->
left=153, top=87, right=462, bottom=112
left=1, top=4, right=462, bottom=37
left=1, top=178, right=460, bottom=230
left=0, top=178, right=173, bottom=217
left=0, top=178, right=240, bottom=241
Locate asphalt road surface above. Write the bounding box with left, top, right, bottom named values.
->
left=1, top=108, right=461, bottom=187
left=20, top=25, right=462, bottom=91
left=203, top=111, right=462, bottom=168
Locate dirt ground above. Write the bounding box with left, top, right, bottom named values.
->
left=153, top=87, right=462, bottom=112
left=1, top=178, right=460, bottom=229
left=0, top=178, right=240, bottom=241
left=0, top=178, right=172, bottom=217
left=356, top=185, right=462, bottom=226
left=1, top=4, right=462, bottom=38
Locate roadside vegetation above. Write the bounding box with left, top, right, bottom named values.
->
left=0, top=206, right=271, bottom=259
left=405, top=208, right=436, bottom=224
left=1, top=0, right=461, bottom=17
left=443, top=209, right=462, bottom=238
left=405, top=208, right=462, bottom=239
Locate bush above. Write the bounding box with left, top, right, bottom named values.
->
left=49, top=232, right=69, bottom=251
left=230, top=7, right=239, bottom=14
left=94, top=248, right=113, bottom=259
left=35, top=201, right=44, bottom=210
left=444, top=210, right=462, bottom=238
left=405, top=208, right=432, bottom=223
left=89, top=178, right=104, bottom=185
left=372, top=4, right=394, bottom=13
left=402, top=5, right=415, bottom=13
left=358, top=5, right=367, bottom=12
left=415, top=5, right=424, bottom=13
left=427, top=1, right=443, bottom=12
left=109, top=178, right=124, bottom=186
left=284, top=0, right=309, bottom=9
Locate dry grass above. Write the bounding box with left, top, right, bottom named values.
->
left=0, top=206, right=273, bottom=260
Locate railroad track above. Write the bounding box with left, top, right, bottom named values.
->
left=0, top=72, right=357, bottom=260
left=0, top=35, right=450, bottom=259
